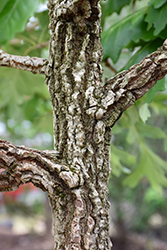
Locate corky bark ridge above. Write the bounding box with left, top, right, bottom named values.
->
left=46, top=0, right=112, bottom=249
left=0, top=50, right=48, bottom=74
left=0, top=140, right=80, bottom=198
left=83, top=39, right=167, bottom=128
left=0, top=0, right=167, bottom=249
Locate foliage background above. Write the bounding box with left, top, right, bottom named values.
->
left=0, top=0, right=167, bottom=235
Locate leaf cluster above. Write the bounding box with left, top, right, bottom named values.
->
left=0, top=0, right=52, bottom=147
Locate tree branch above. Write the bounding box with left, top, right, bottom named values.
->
left=86, top=40, right=167, bottom=127
left=0, top=50, right=48, bottom=75
left=103, top=40, right=167, bottom=126
left=0, top=140, right=80, bottom=197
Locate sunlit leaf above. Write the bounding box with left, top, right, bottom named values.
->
left=139, top=103, right=151, bottom=123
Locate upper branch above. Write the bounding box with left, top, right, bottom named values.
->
left=88, top=40, right=167, bottom=127
left=0, top=140, right=80, bottom=197
left=0, top=50, right=48, bottom=75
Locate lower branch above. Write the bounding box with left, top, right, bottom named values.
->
left=0, top=140, right=80, bottom=197
left=0, top=50, right=48, bottom=75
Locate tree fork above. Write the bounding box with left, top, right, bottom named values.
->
left=1, top=0, right=167, bottom=249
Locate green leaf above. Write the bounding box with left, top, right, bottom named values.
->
left=0, top=67, right=49, bottom=110
left=145, top=4, right=167, bottom=35
left=136, top=121, right=166, bottom=139
left=126, top=106, right=139, bottom=125
left=146, top=77, right=166, bottom=103
left=112, top=124, right=124, bottom=134
left=0, top=0, right=40, bottom=44
left=35, top=113, right=53, bottom=134
left=23, top=96, right=40, bottom=121
left=101, top=7, right=148, bottom=62
left=151, top=0, right=167, bottom=9
left=0, top=1, right=10, bottom=12
left=123, top=39, right=163, bottom=70
left=0, top=66, right=51, bottom=134
left=153, top=93, right=167, bottom=103
left=123, top=145, right=167, bottom=191
left=139, top=103, right=151, bottom=123
left=111, top=144, right=136, bottom=166
left=150, top=101, right=167, bottom=115
left=126, top=125, right=138, bottom=144
left=101, top=0, right=131, bottom=28
left=103, top=0, right=131, bottom=16
left=123, top=150, right=144, bottom=188
left=164, top=137, right=167, bottom=152
left=110, top=143, right=136, bottom=177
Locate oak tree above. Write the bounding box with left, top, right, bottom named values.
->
left=0, top=0, right=167, bottom=249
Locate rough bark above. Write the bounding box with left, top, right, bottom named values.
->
left=0, top=140, right=79, bottom=195
left=45, top=0, right=112, bottom=249
left=0, top=50, right=48, bottom=74
left=1, top=0, right=167, bottom=249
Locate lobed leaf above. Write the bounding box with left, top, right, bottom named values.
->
left=139, top=103, right=151, bottom=123
left=136, top=121, right=166, bottom=139
left=123, top=145, right=167, bottom=191
left=102, top=0, right=131, bottom=16
left=101, top=0, right=131, bottom=28
left=145, top=3, right=167, bottom=35
left=101, top=7, right=148, bottom=62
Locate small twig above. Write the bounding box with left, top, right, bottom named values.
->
left=26, top=21, right=39, bottom=32
left=104, top=58, right=117, bottom=74
left=24, top=41, right=49, bottom=55
left=0, top=50, right=48, bottom=75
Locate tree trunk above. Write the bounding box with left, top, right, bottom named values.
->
left=46, top=0, right=112, bottom=248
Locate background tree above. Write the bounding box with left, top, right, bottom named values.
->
left=0, top=0, right=167, bottom=249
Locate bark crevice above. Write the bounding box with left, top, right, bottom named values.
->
left=0, top=140, right=80, bottom=196
left=1, top=0, right=167, bottom=249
